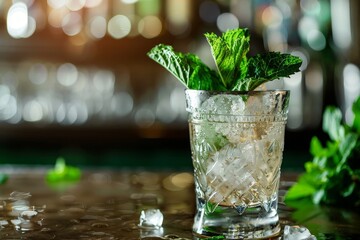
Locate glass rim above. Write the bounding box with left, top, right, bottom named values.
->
left=184, top=89, right=289, bottom=95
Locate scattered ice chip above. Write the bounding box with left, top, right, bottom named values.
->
left=11, top=219, right=21, bottom=225
left=139, top=209, right=163, bottom=229
left=9, top=191, right=32, bottom=200
left=19, top=210, right=38, bottom=222
left=283, top=225, right=317, bottom=240
left=0, top=220, right=8, bottom=226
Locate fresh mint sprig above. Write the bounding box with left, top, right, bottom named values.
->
left=285, top=96, right=360, bottom=207
left=46, top=157, right=81, bottom=184
left=0, top=173, right=8, bottom=184
left=147, top=28, right=302, bottom=91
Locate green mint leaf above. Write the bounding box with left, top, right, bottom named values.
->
left=338, top=133, right=358, bottom=165
left=313, top=189, right=325, bottom=204
left=290, top=96, right=360, bottom=208
left=342, top=182, right=356, bottom=197
left=323, top=106, right=345, bottom=141
left=147, top=44, right=220, bottom=90
left=310, top=136, right=325, bottom=157
left=284, top=181, right=316, bottom=201
left=233, top=52, right=302, bottom=91
left=46, top=157, right=81, bottom=183
left=310, top=136, right=338, bottom=164
left=205, top=28, right=250, bottom=89
left=352, top=96, right=360, bottom=133
left=0, top=173, right=8, bottom=185
left=147, top=28, right=302, bottom=91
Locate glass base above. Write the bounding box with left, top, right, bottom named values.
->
left=192, top=200, right=281, bottom=239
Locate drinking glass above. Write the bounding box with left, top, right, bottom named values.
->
left=185, top=89, right=290, bottom=239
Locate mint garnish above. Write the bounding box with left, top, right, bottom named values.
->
left=147, top=28, right=302, bottom=91
left=285, top=96, right=360, bottom=208
left=0, top=173, right=8, bottom=185
left=46, top=157, right=81, bottom=184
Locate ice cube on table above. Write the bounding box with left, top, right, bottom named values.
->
left=19, top=210, right=38, bottom=222
left=0, top=220, right=8, bottom=226
left=283, top=225, right=317, bottom=240
left=139, top=209, right=163, bottom=229
left=9, top=191, right=31, bottom=201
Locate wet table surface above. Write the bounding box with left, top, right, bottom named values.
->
left=0, top=167, right=359, bottom=240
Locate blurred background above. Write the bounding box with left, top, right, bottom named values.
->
left=0, top=0, right=359, bottom=170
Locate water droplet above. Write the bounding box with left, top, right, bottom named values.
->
left=91, top=222, right=109, bottom=228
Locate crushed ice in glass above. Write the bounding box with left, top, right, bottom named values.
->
left=199, top=92, right=279, bottom=116
left=139, top=209, right=163, bottom=229
left=200, top=94, right=246, bottom=115
left=283, top=225, right=317, bottom=240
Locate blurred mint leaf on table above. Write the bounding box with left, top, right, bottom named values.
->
left=0, top=173, right=8, bottom=184
left=285, top=96, right=360, bottom=208
left=46, top=157, right=81, bottom=184
left=147, top=28, right=302, bottom=91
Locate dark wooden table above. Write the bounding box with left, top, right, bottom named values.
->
left=0, top=167, right=359, bottom=239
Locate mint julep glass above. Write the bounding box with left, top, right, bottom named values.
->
left=185, top=89, right=290, bottom=239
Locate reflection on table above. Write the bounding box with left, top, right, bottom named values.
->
left=0, top=168, right=359, bottom=239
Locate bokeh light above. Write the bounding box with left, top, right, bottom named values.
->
left=216, top=13, right=239, bottom=32
left=108, top=15, right=131, bottom=39
left=261, top=6, right=283, bottom=27
left=48, top=8, right=69, bottom=28
left=62, top=12, right=83, bottom=36
left=138, top=15, right=162, bottom=38
left=47, top=0, right=66, bottom=9
left=66, top=0, right=86, bottom=11
left=199, top=0, right=220, bottom=24
left=23, top=100, right=44, bottom=122
left=7, top=2, right=29, bottom=38
left=306, top=29, right=326, bottom=51
left=88, top=16, right=107, bottom=39
left=84, top=0, right=103, bottom=8
left=57, top=63, right=79, bottom=87
left=28, top=63, right=48, bottom=85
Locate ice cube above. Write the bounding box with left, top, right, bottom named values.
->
left=9, top=191, right=31, bottom=201
left=0, top=220, right=8, bottom=226
left=19, top=210, right=38, bottom=222
left=283, top=225, right=317, bottom=240
left=244, top=92, right=278, bottom=115
left=200, top=94, right=246, bottom=116
left=205, top=144, right=257, bottom=207
left=139, top=209, right=163, bottom=229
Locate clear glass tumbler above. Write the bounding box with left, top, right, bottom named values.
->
left=185, top=90, right=290, bottom=239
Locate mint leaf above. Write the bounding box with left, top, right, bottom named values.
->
left=233, top=52, right=302, bottom=91
left=0, top=173, right=8, bottom=185
left=353, top=96, right=360, bottom=133
left=285, top=96, right=360, bottom=208
left=323, top=106, right=345, bottom=141
left=147, top=28, right=302, bottom=91
left=205, top=28, right=250, bottom=89
left=147, top=44, right=221, bottom=90
left=46, top=157, right=81, bottom=183
left=285, top=181, right=316, bottom=201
